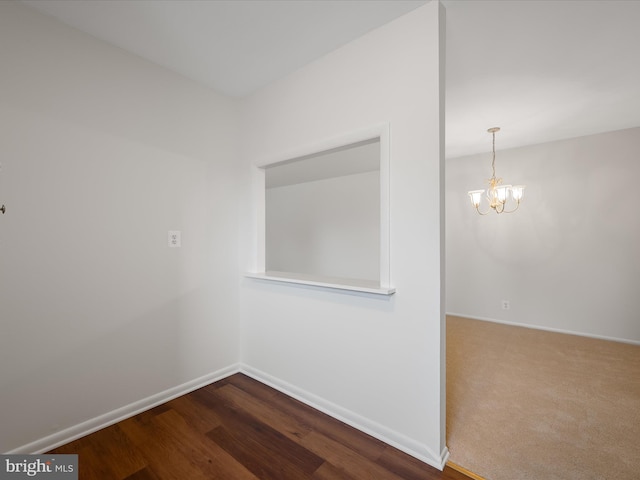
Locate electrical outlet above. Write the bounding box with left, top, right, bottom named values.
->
left=168, top=230, right=181, bottom=248
left=502, top=300, right=510, bottom=310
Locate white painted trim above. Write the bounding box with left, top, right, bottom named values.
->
left=249, top=123, right=393, bottom=291
left=245, top=272, right=395, bottom=296
left=7, top=364, right=241, bottom=455
left=240, top=364, right=449, bottom=471
left=446, top=312, right=640, bottom=346
left=439, top=446, right=451, bottom=470
left=251, top=166, right=266, bottom=273
left=379, top=124, right=391, bottom=289
left=9, top=362, right=450, bottom=471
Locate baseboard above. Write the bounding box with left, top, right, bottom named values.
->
left=7, top=363, right=241, bottom=455
left=240, top=364, right=449, bottom=471
left=9, top=363, right=450, bottom=470
left=446, top=312, right=640, bottom=346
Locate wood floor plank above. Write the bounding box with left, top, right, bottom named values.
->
left=223, top=374, right=389, bottom=461
left=165, top=394, right=222, bottom=434
left=310, top=461, right=358, bottom=479
left=210, top=372, right=279, bottom=401
left=118, top=411, right=209, bottom=480
left=122, top=467, right=162, bottom=480
left=74, top=445, right=122, bottom=480
left=121, top=408, right=258, bottom=480
left=210, top=383, right=313, bottom=441
left=207, top=424, right=322, bottom=480
left=300, top=430, right=407, bottom=480
left=81, top=425, right=147, bottom=479
left=51, top=424, right=146, bottom=478
left=127, top=403, right=172, bottom=426
left=204, top=394, right=324, bottom=479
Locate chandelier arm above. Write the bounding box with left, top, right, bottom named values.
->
left=474, top=205, right=490, bottom=215
left=500, top=201, right=521, bottom=214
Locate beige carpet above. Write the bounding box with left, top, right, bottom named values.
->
left=446, top=315, right=640, bottom=480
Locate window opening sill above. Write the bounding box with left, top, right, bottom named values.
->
left=245, top=271, right=395, bottom=295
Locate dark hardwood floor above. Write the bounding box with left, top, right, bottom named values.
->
left=49, top=373, right=472, bottom=480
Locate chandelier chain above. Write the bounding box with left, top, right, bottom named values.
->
left=491, top=130, right=496, bottom=179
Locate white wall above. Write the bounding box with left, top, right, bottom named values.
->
left=239, top=1, right=447, bottom=469
left=0, top=2, right=240, bottom=453
left=446, top=127, right=640, bottom=344
left=266, top=170, right=380, bottom=281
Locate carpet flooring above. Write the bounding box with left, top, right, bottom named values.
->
left=446, top=315, right=640, bottom=480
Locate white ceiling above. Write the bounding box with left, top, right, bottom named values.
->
left=21, top=0, right=640, bottom=158
left=444, top=0, right=640, bottom=158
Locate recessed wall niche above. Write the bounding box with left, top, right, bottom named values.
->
left=247, top=125, right=393, bottom=295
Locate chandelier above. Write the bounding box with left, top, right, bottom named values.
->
left=468, top=127, right=525, bottom=215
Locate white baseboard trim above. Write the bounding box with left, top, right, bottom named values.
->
left=240, top=364, right=449, bottom=471
left=446, top=312, right=640, bottom=346
left=8, top=363, right=241, bottom=455
left=9, top=363, right=450, bottom=471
